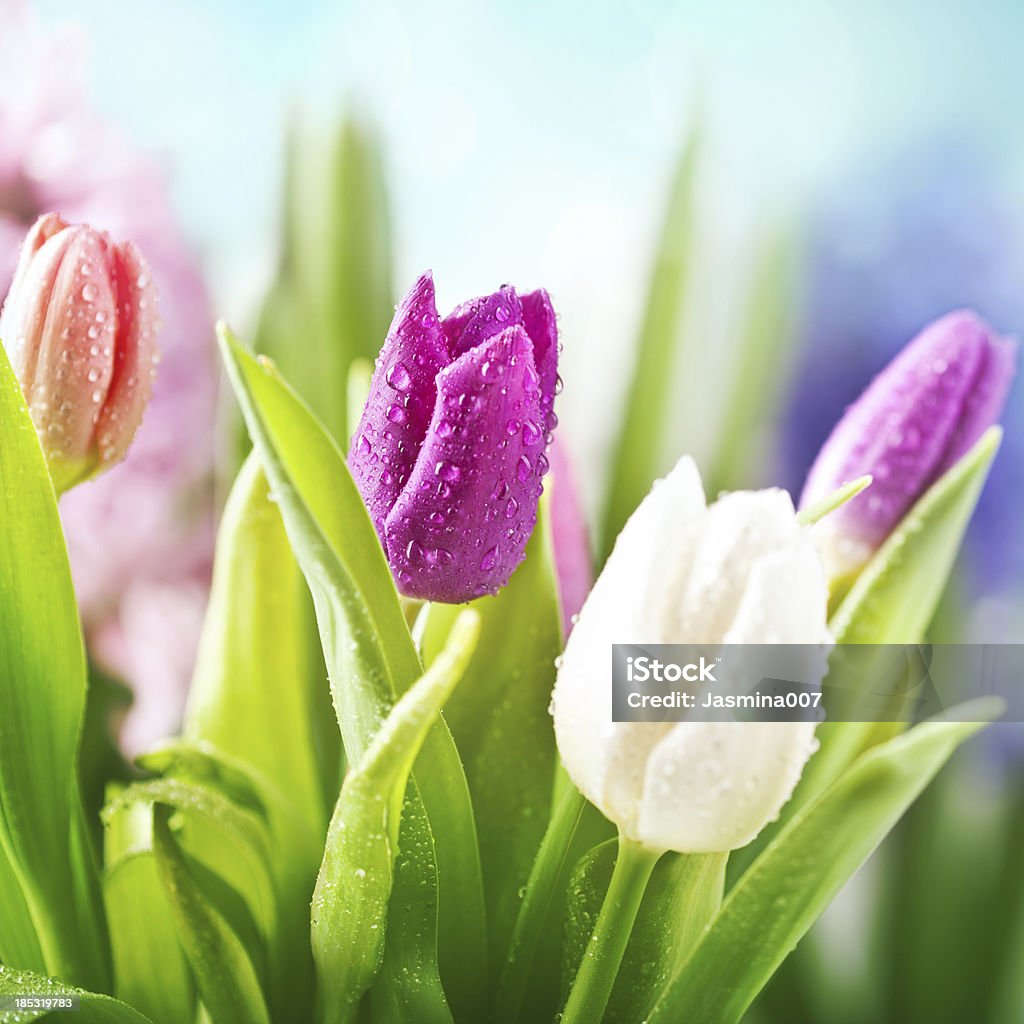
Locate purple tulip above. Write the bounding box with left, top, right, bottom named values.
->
left=349, top=272, right=559, bottom=602
left=800, top=310, right=1016, bottom=580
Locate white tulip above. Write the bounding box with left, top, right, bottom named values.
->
left=551, top=456, right=832, bottom=853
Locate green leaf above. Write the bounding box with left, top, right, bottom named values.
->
left=605, top=851, right=727, bottom=1022
left=733, top=428, right=1006, bottom=885
left=796, top=475, right=872, bottom=527
left=185, top=452, right=328, bottom=839
left=555, top=840, right=726, bottom=1024
left=0, top=963, right=152, bottom=1023
left=807, top=427, right=1002, bottom=796
left=0, top=344, right=107, bottom=988
left=598, top=131, right=699, bottom=561
left=103, top=777, right=276, bottom=970
left=135, top=741, right=324, bottom=1024
left=102, top=797, right=194, bottom=1024
left=704, top=225, right=803, bottom=496
left=0, top=844, right=44, bottom=972
left=256, top=110, right=392, bottom=444
left=218, top=325, right=487, bottom=1019
left=416, top=496, right=563, bottom=990
left=313, top=609, right=480, bottom=1023
left=151, top=805, right=270, bottom=1024
left=646, top=704, right=1000, bottom=1024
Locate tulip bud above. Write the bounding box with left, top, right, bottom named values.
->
left=800, top=310, right=1016, bottom=581
left=0, top=213, right=160, bottom=493
left=349, top=272, right=559, bottom=602
left=551, top=456, right=832, bottom=853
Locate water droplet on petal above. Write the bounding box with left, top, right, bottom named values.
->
left=81, top=283, right=98, bottom=302
left=386, top=361, right=412, bottom=391
left=517, top=455, right=532, bottom=482
left=386, top=404, right=407, bottom=425
left=505, top=496, right=519, bottom=519
left=435, top=461, right=462, bottom=483
left=522, top=420, right=542, bottom=446
left=480, top=545, right=499, bottom=571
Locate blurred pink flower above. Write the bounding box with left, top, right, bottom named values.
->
left=0, top=4, right=217, bottom=752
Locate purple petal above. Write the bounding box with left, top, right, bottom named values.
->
left=938, top=312, right=1017, bottom=471
left=801, top=309, right=1016, bottom=551
left=442, top=285, right=522, bottom=359
left=520, top=288, right=559, bottom=431
left=348, top=272, right=448, bottom=542
left=385, top=325, right=547, bottom=602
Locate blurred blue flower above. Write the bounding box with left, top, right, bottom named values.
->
left=780, top=140, right=1024, bottom=597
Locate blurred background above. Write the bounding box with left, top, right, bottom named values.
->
left=4, top=0, right=1024, bottom=1020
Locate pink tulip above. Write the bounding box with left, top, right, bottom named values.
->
left=1, top=213, right=159, bottom=492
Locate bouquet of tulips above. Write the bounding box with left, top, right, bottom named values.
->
left=0, top=192, right=1016, bottom=1024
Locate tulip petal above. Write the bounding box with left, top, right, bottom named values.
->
left=637, top=720, right=819, bottom=852
left=35, top=228, right=119, bottom=471
left=95, top=240, right=159, bottom=467
left=801, top=310, right=1017, bottom=577
left=520, top=288, right=559, bottom=430
left=384, top=324, right=546, bottom=602
left=551, top=456, right=707, bottom=825
left=939, top=315, right=1017, bottom=472
left=441, top=285, right=522, bottom=360
left=348, top=272, right=448, bottom=539
left=672, top=489, right=804, bottom=641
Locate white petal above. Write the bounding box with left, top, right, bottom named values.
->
left=671, top=489, right=799, bottom=642
left=635, top=720, right=819, bottom=852
left=552, top=455, right=706, bottom=826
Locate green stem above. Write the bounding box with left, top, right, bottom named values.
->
left=561, top=834, right=662, bottom=1024
left=493, top=784, right=587, bottom=1024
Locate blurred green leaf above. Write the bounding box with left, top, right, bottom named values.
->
left=151, top=805, right=270, bottom=1024
left=599, top=132, right=699, bottom=561
left=795, top=475, right=872, bottom=527
left=313, top=609, right=479, bottom=1023
left=417, top=497, right=563, bottom=992
left=647, top=704, right=1000, bottom=1024
left=704, top=226, right=803, bottom=496
left=185, top=452, right=328, bottom=840
left=0, top=345, right=107, bottom=988
left=0, top=963, right=152, bottom=1022
left=218, top=326, right=487, bottom=1019
left=256, top=111, right=393, bottom=444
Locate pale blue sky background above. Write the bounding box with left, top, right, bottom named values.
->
left=32, top=0, right=1024, bottom=509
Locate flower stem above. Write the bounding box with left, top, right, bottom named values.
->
left=561, top=834, right=662, bottom=1024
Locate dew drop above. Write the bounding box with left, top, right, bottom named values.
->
left=81, top=283, right=98, bottom=302
left=522, top=420, right=542, bottom=446
left=505, top=496, right=519, bottom=519
left=386, top=361, right=412, bottom=391
left=435, top=460, right=462, bottom=483
left=480, top=545, right=499, bottom=571
left=386, top=404, right=407, bottom=425
left=517, top=455, right=532, bottom=482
